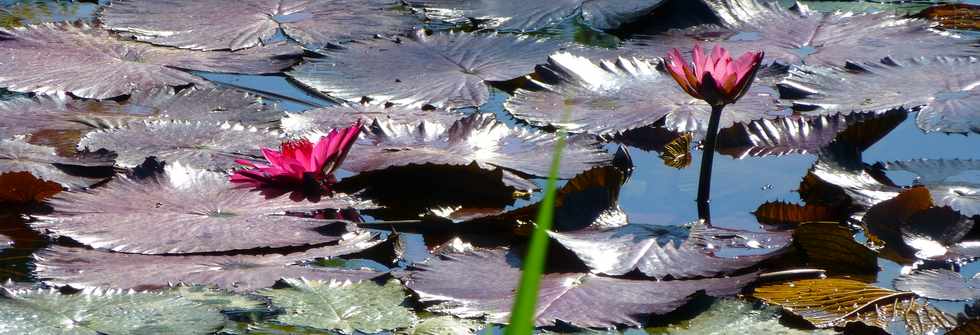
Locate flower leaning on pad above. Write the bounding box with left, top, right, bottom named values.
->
left=665, top=44, right=764, bottom=107
left=231, top=120, right=362, bottom=193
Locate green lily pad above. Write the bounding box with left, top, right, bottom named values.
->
left=401, top=316, right=481, bottom=335
left=171, top=285, right=266, bottom=312
left=654, top=299, right=838, bottom=334
left=258, top=278, right=416, bottom=334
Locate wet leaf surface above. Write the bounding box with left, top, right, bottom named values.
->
left=659, top=132, right=692, bottom=169
left=917, top=4, right=980, bottom=31
left=258, top=278, right=416, bottom=334
left=288, top=30, right=558, bottom=108
left=168, top=285, right=266, bottom=312
left=30, top=161, right=375, bottom=254
left=788, top=222, right=879, bottom=279
left=0, top=171, right=61, bottom=203
left=406, top=0, right=666, bottom=31
left=753, top=201, right=842, bottom=229
left=0, top=287, right=226, bottom=335
left=0, top=139, right=114, bottom=189
left=101, top=0, right=419, bottom=50
left=505, top=53, right=784, bottom=136
left=401, top=316, right=480, bottom=335
left=662, top=298, right=837, bottom=335
left=882, top=159, right=980, bottom=217
left=282, top=103, right=465, bottom=137
left=894, top=269, right=980, bottom=301
left=0, top=22, right=301, bottom=99
left=717, top=112, right=891, bottom=159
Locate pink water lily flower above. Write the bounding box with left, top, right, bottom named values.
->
left=665, top=44, right=764, bottom=106
left=231, top=121, right=362, bottom=192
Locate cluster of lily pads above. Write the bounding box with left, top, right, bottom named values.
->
left=0, top=0, right=979, bottom=334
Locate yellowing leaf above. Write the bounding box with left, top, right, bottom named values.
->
left=660, top=132, right=692, bottom=169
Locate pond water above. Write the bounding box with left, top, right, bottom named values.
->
left=2, top=0, right=980, bottom=334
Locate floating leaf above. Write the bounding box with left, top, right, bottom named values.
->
left=288, top=30, right=558, bottom=108
left=754, top=201, right=842, bottom=229
left=790, top=222, right=878, bottom=279
left=31, top=161, right=374, bottom=254
left=0, top=22, right=300, bottom=99
left=33, top=236, right=384, bottom=292
left=801, top=1, right=932, bottom=14
left=917, top=4, right=980, bottom=31
left=0, top=0, right=97, bottom=28
left=716, top=112, right=894, bottom=159
left=344, top=113, right=611, bottom=179
left=753, top=278, right=957, bottom=335
left=78, top=120, right=279, bottom=170
left=809, top=157, right=901, bottom=209
left=102, top=0, right=418, bottom=51
left=401, top=316, right=480, bottom=335
left=124, top=86, right=286, bottom=125
left=660, top=132, right=692, bottom=169
left=949, top=319, right=980, bottom=335
left=258, top=278, right=416, bottom=334
left=0, top=287, right=226, bottom=335
left=662, top=299, right=837, bottom=335
left=0, top=139, right=114, bottom=189
left=627, top=0, right=975, bottom=67
left=281, top=103, right=464, bottom=137
left=170, top=285, right=266, bottom=312
left=883, top=159, right=980, bottom=217
left=406, top=0, right=666, bottom=31
left=0, top=171, right=61, bottom=203
left=398, top=248, right=759, bottom=328
left=504, top=53, right=783, bottom=136
left=782, top=57, right=980, bottom=134
left=894, top=269, right=980, bottom=301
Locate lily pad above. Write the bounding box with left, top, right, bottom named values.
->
left=31, top=161, right=375, bottom=254
left=0, top=139, right=114, bottom=189
left=78, top=120, right=280, bottom=170
left=0, top=22, right=301, bottom=99
left=717, top=112, right=883, bottom=159
left=169, top=285, right=266, bottom=312
left=882, top=159, right=980, bottom=217
left=406, top=0, right=665, bottom=31
left=258, top=278, right=416, bottom=334
left=781, top=57, right=980, bottom=134
left=662, top=299, right=837, bottom=335
left=753, top=201, right=841, bottom=229
left=124, top=86, right=286, bottom=125
left=33, top=234, right=384, bottom=292
left=626, top=0, right=975, bottom=67
left=0, top=171, right=63, bottom=203
left=504, top=52, right=783, bottom=136
left=398, top=248, right=759, bottom=328
left=281, top=102, right=464, bottom=137
left=344, top=113, right=612, bottom=179
left=288, top=30, right=558, bottom=108
left=102, top=0, right=419, bottom=51
left=402, top=316, right=481, bottom=335
left=894, top=269, right=980, bottom=301
left=0, top=287, right=226, bottom=335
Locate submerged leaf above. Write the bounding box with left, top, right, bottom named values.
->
left=505, top=53, right=783, bottom=136
left=281, top=102, right=464, bottom=137
left=406, top=0, right=665, bottom=31
left=0, top=22, right=301, bottom=99
left=258, top=278, right=416, bottom=334
left=753, top=278, right=957, bottom=335
left=0, top=139, right=114, bottom=189
left=398, top=248, right=759, bottom=328
left=0, top=287, right=226, bottom=335
left=894, top=269, right=980, bottom=301
left=31, top=161, right=374, bottom=254
left=102, top=0, right=418, bottom=50
left=289, top=30, right=558, bottom=108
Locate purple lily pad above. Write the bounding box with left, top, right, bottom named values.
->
left=344, top=113, right=611, bottom=179
left=626, top=0, right=975, bottom=67
left=78, top=120, right=280, bottom=171
left=34, top=233, right=384, bottom=292
left=281, top=103, right=464, bottom=137
left=288, top=30, right=559, bottom=108
left=125, top=87, right=286, bottom=125
left=30, top=161, right=376, bottom=254
left=504, top=52, right=784, bottom=136
left=894, top=269, right=980, bottom=301
left=0, top=139, right=115, bottom=189
left=0, top=22, right=301, bottom=99
left=406, top=0, right=665, bottom=32
left=398, top=248, right=759, bottom=328
left=102, top=0, right=419, bottom=51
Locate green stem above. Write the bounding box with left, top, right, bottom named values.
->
left=697, top=104, right=724, bottom=223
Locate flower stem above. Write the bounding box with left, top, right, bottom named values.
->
left=697, top=104, right=724, bottom=223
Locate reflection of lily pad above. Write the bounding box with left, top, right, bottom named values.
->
left=406, top=0, right=665, bottom=31
left=102, top=0, right=419, bottom=50
left=0, top=139, right=114, bottom=189
left=31, top=162, right=374, bottom=254
left=289, top=30, right=558, bottom=108
left=0, top=22, right=301, bottom=99
left=894, top=269, right=980, bottom=301
left=258, top=278, right=416, bottom=334
left=505, top=53, right=783, bottom=135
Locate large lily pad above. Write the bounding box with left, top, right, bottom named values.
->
left=344, top=113, right=612, bottom=179
left=406, top=0, right=665, bottom=31
left=504, top=52, right=784, bottom=136
left=288, top=30, right=558, bottom=108
left=102, top=0, right=419, bottom=51
left=78, top=120, right=280, bottom=170
left=31, top=161, right=375, bottom=254
left=258, top=278, right=416, bottom=334
left=894, top=269, right=980, bottom=301
left=0, top=287, right=226, bottom=335
left=33, top=233, right=384, bottom=292
left=0, top=139, right=114, bottom=189
left=782, top=57, right=980, bottom=134
left=0, top=22, right=300, bottom=99
left=398, top=248, right=759, bottom=328
left=281, top=102, right=464, bottom=137
left=626, top=0, right=975, bottom=67
left=124, top=86, right=286, bottom=125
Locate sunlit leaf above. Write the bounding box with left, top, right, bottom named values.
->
left=401, top=316, right=480, bottom=335
left=894, top=269, right=980, bottom=301
left=31, top=161, right=375, bottom=254
left=801, top=1, right=932, bottom=14
left=78, top=120, right=279, bottom=170
left=0, top=22, right=301, bottom=99
left=124, top=86, right=286, bottom=126
left=258, top=278, right=416, bottom=334
left=0, top=287, right=226, bottom=335
left=917, top=4, right=980, bottom=31
left=405, top=0, right=666, bottom=31
left=102, top=0, right=418, bottom=51
left=170, top=285, right=266, bottom=312
left=661, top=299, right=837, bottom=335
left=753, top=201, right=841, bottom=229
left=398, top=248, right=759, bottom=328
left=505, top=53, right=783, bottom=136
left=717, top=112, right=887, bottom=159
left=0, top=139, right=114, bottom=189
left=883, top=159, right=980, bottom=217
left=753, top=278, right=957, bottom=335
left=288, top=30, right=558, bottom=108
left=282, top=103, right=464, bottom=138
left=660, top=132, right=692, bottom=169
